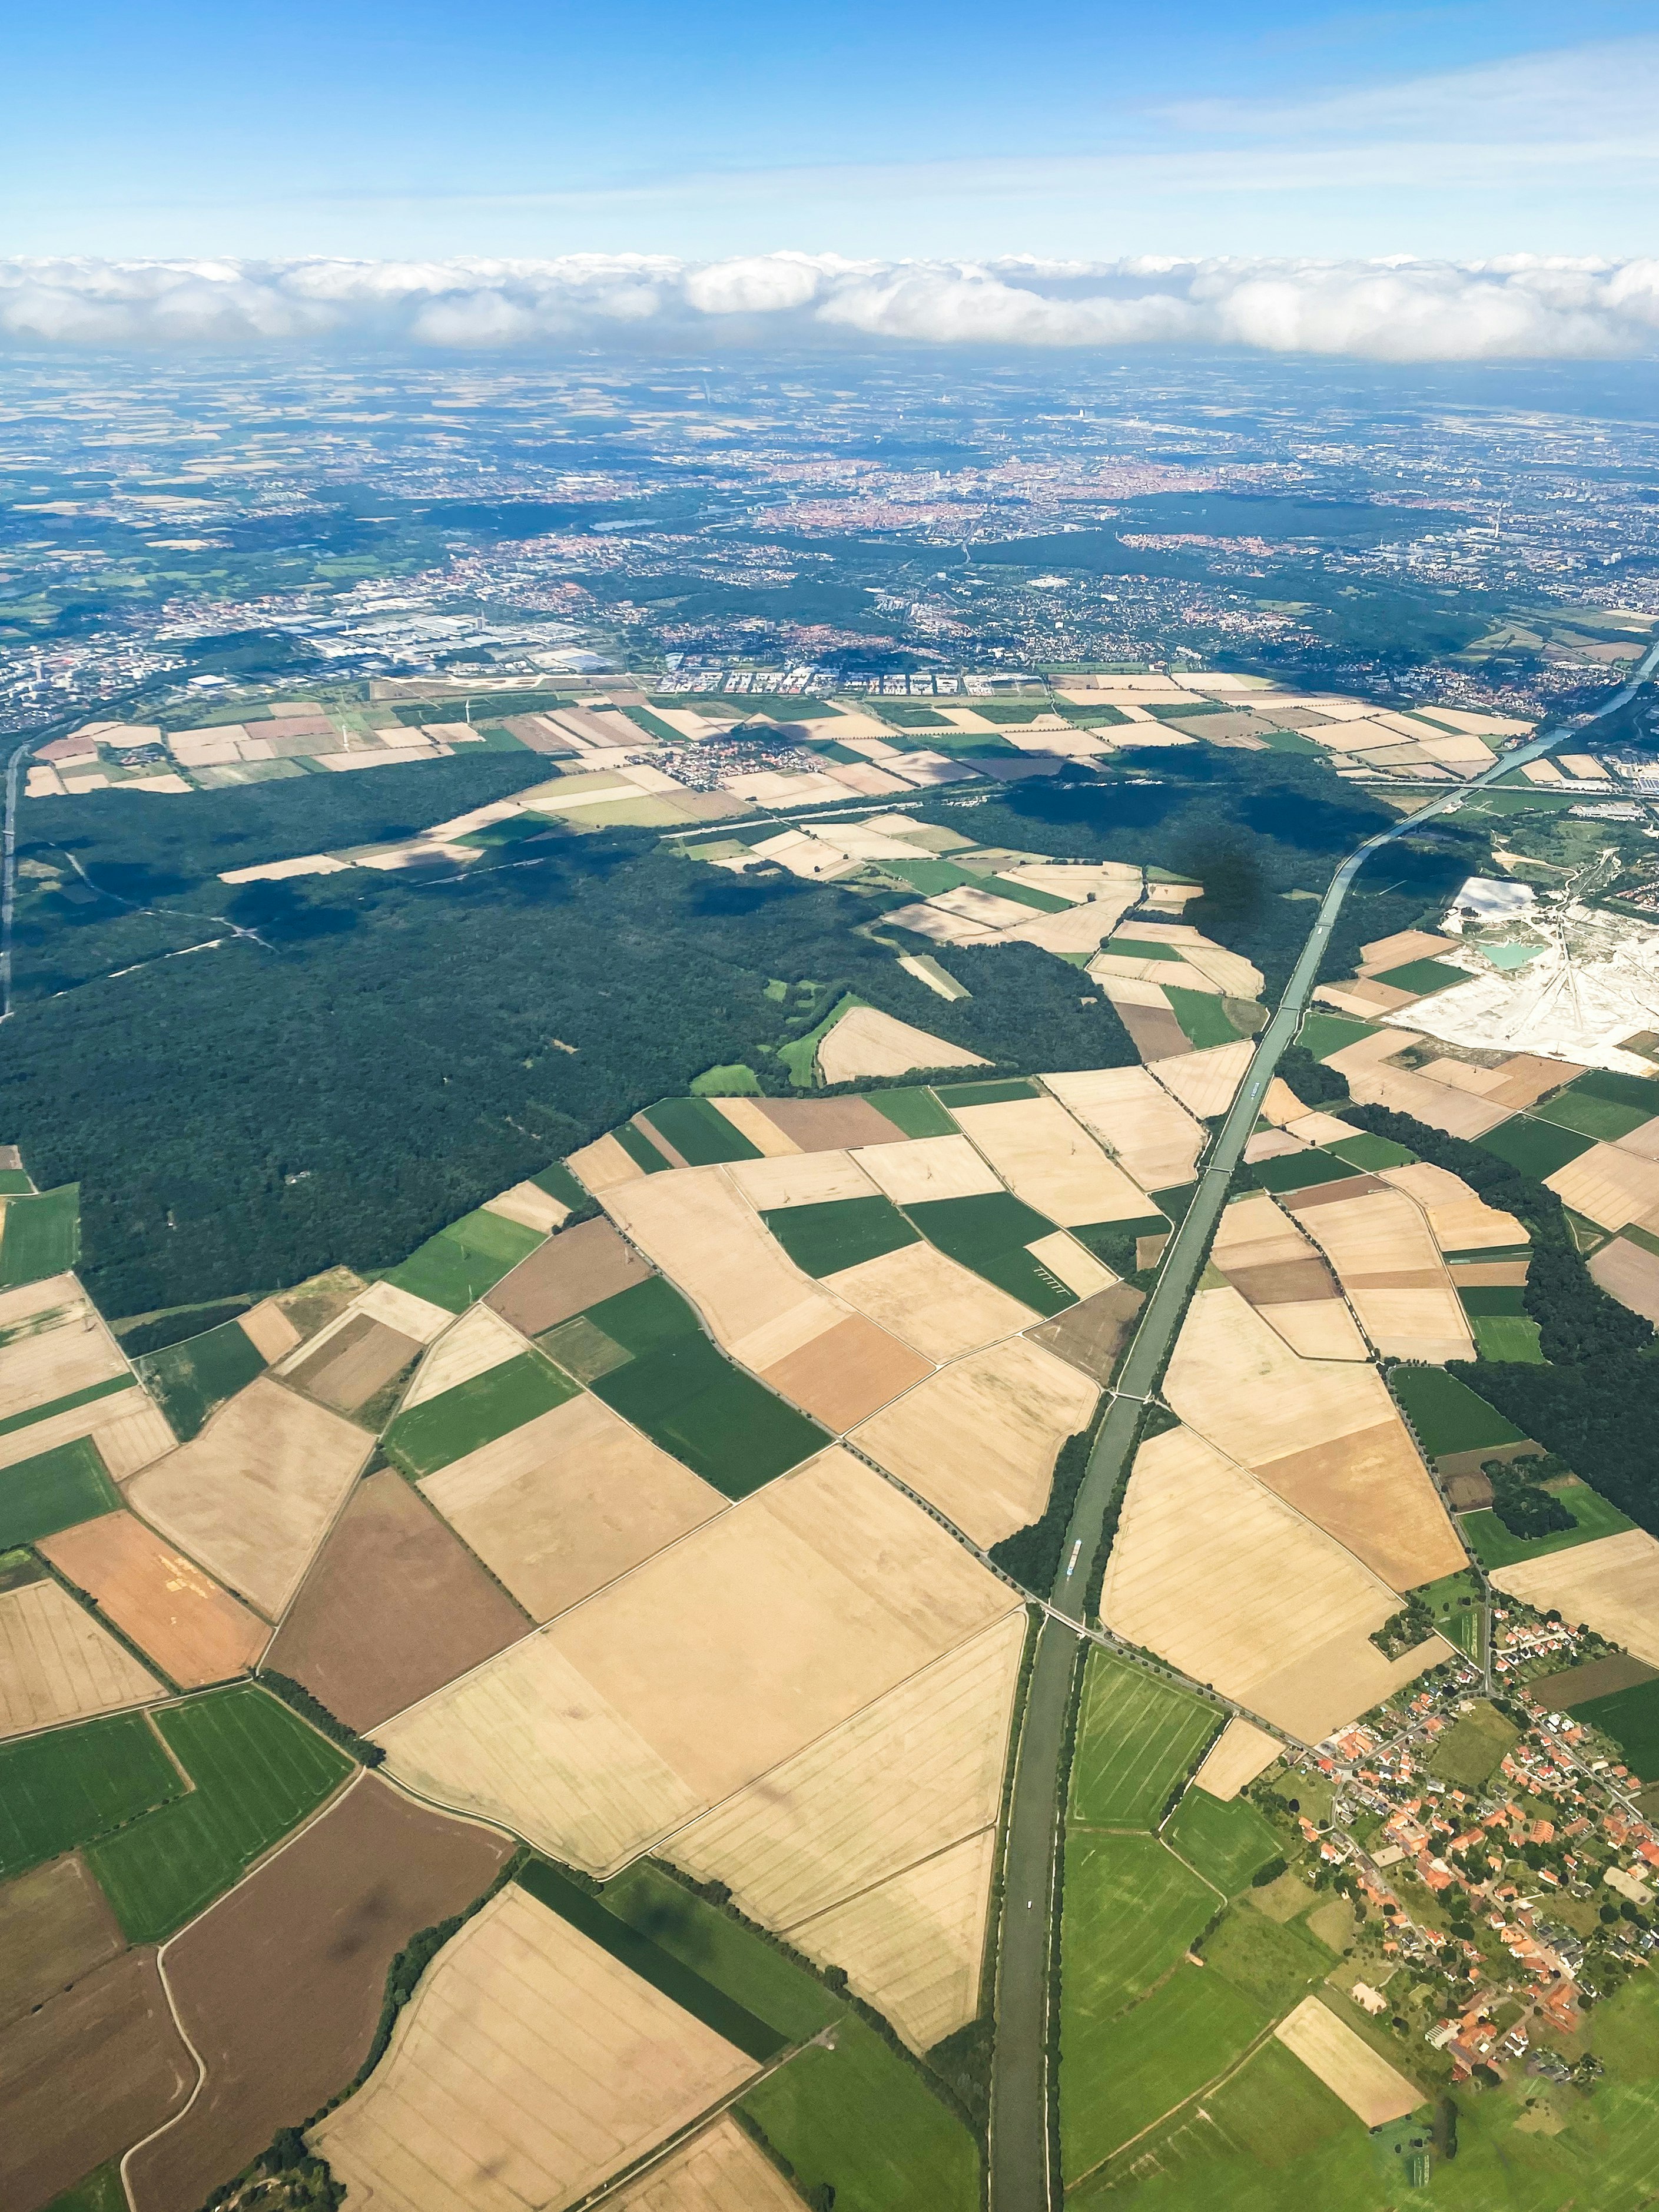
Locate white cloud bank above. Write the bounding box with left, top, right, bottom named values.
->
left=4, top=253, right=1659, bottom=362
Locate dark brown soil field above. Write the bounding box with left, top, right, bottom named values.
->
left=1114, top=1003, right=1190, bottom=1063
left=285, top=1315, right=422, bottom=1416
left=1435, top=1440, right=1542, bottom=1480
left=1531, top=1653, right=1659, bottom=1709
left=1444, top=1470, right=1494, bottom=1511
left=485, top=1217, right=651, bottom=1336
left=761, top=1315, right=932, bottom=1431
left=264, top=1471, right=529, bottom=1731
left=1, top=1948, right=193, bottom=2212
left=1285, top=1175, right=1386, bottom=1209
left=754, top=1096, right=909, bottom=1150
left=1225, top=1258, right=1337, bottom=1305
left=39, top=1513, right=268, bottom=1689
left=0, top=1854, right=124, bottom=2031
left=125, top=1775, right=511, bottom=2212
left=1031, top=1283, right=1144, bottom=1382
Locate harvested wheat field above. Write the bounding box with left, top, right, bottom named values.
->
left=1, top=1949, right=193, bottom=2212
left=125, top=1776, right=512, bottom=2212
left=38, top=1511, right=267, bottom=1687
left=1190, top=1717, right=1283, bottom=1802
left=1261, top=1300, right=1370, bottom=1359
left=1284, top=1185, right=1474, bottom=1362
left=1163, top=1287, right=1463, bottom=1590
left=1322, top=1036, right=1508, bottom=1139
left=485, top=1218, right=652, bottom=1338
left=1040, top=1067, right=1206, bottom=1190
left=1030, top=1284, right=1144, bottom=1382
left=1492, top=1529, right=1659, bottom=1667
left=749, top=1096, right=908, bottom=1152
left=702, top=1097, right=799, bottom=1158
left=668, top=1610, right=1026, bottom=1932
left=353, top=1279, right=455, bottom=1344
left=310, top=1883, right=756, bottom=2212
left=1147, top=1039, right=1256, bottom=1119
left=854, top=1134, right=1002, bottom=1206
left=237, top=1299, right=301, bottom=1363
left=281, top=1312, right=421, bottom=1418
left=825, top=1239, right=1036, bottom=1361
left=265, top=1471, right=528, bottom=1732
left=725, top=1148, right=880, bottom=1210
left=1275, top=1997, right=1420, bottom=2125
left=759, top=1314, right=933, bottom=1431
left=421, top=1392, right=726, bottom=1622
left=817, top=1004, right=986, bottom=1085
left=605, top=2115, right=801, bottom=2212
left=1026, top=1230, right=1116, bottom=1301
left=852, top=1338, right=1097, bottom=1546
left=1211, top=1192, right=1365, bottom=1359
left=379, top=1450, right=1013, bottom=1873
left=951, top=1097, right=1153, bottom=1226
left=1100, top=1424, right=1443, bottom=1742
left=1379, top=1162, right=1527, bottom=1254
left=791, top=1825, right=996, bottom=2051
left=482, top=1179, right=568, bottom=1235
left=1547, top=1143, right=1659, bottom=1234
left=0, top=1277, right=128, bottom=1424
left=603, top=1167, right=842, bottom=1372
left=124, top=1377, right=369, bottom=1620
left=0, top=1853, right=124, bottom=2031
left=0, top=1574, right=160, bottom=1736
left=1589, top=1235, right=1659, bottom=1324
left=400, top=1305, right=526, bottom=1410
left=567, top=1129, right=649, bottom=1195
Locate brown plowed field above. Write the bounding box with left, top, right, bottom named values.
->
left=0, top=1948, right=193, bottom=2212
left=483, top=1217, right=652, bottom=1337
left=760, top=1314, right=933, bottom=1431
left=1113, top=1000, right=1190, bottom=1063
left=1530, top=1653, right=1657, bottom=1707
left=284, top=1314, right=421, bottom=1416
left=0, top=1854, right=124, bottom=2031
left=265, top=1471, right=529, bottom=1731
left=1031, top=1284, right=1144, bottom=1383
left=752, top=1096, right=910, bottom=1150
left=1225, top=1259, right=1337, bottom=1305
left=125, top=1776, right=512, bottom=2212
left=39, top=1512, right=268, bottom=1688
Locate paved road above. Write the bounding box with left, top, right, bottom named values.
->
left=987, top=641, right=1659, bottom=2211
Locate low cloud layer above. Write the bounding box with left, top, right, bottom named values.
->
left=4, top=253, right=1658, bottom=362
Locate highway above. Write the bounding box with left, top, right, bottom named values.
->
left=987, top=638, right=1659, bottom=2211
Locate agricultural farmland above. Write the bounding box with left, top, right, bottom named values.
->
left=1069, top=1654, right=1220, bottom=1829
left=38, top=1512, right=268, bottom=1688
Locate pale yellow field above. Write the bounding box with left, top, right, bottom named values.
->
left=420, top=1393, right=726, bottom=1623
left=1282, top=1110, right=1359, bottom=1146
left=311, top=1885, right=755, bottom=2212
left=853, top=1135, right=1002, bottom=1206
left=237, top=1299, right=301, bottom=1363
left=124, top=1377, right=369, bottom=1620
left=603, top=1166, right=843, bottom=1372
left=1147, top=1040, right=1256, bottom=1118
left=353, top=1279, right=454, bottom=1344
left=706, top=1097, right=799, bottom=1158
left=399, top=1305, right=526, bottom=1411
left=991, top=898, right=1140, bottom=956
left=950, top=1097, right=1153, bottom=1226
left=1275, top=1997, right=1420, bottom=2125
left=1190, top=1717, right=1282, bottom=1802
left=1025, top=1230, right=1117, bottom=1300
left=816, top=1004, right=987, bottom=1084
left=0, top=1576, right=160, bottom=1737
left=1100, top=1425, right=1444, bottom=1742
left=791, top=1826, right=996, bottom=2052
left=668, top=1611, right=1025, bottom=1931
left=1259, top=1077, right=1309, bottom=1126
left=1263, top=1301, right=1369, bottom=1361
left=481, top=1180, right=568, bottom=1234
left=726, top=1149, right=878, bottom=1209
left=1492, top=1528, right=1659, bottom=1666
left=997, top=860, right=1142, bottom=904
left=1177, top=941, right=1263, bottom=998
left=826, top=1241, right=1036, bottom=1361
left=1212, top=1191, right=1315, bottom=1272
left=1092, top=952, right=1223, bottom=995
left=1359, top=928, right=1459, bottom=971
left=851, top=1338, right=1097, bottom=1547
left=1286, top=1187, right=1474, bottom=1362
left=606, top=2117, right=802, bottom=2212
left=380, top=1450, right=1012, bottom=1873
left=568, top=1130, right=648, bottom=1195
left=1040, top=1067, right=1206, bottom=1190
left=1323, top=1042, right=1509, bottom=1138
left=77, top=1395, right=177, bottom=1479
left=1379, top=1162, right=1528, bottom=1253
left=1618, top=1115, right=1659, bottom=1162
left=0, top=1279, right=128, bottom=1424
left=1546, top=1143, right=1659, bottom=1234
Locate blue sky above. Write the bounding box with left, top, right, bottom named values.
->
left=6, top=0, right=1658, bottom=260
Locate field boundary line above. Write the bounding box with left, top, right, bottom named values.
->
left=781, top=1818, right=997, bottom=1937
left=1063, top=2013, right=1286, bottom=2194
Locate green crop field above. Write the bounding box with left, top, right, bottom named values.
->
left=0, top=1710, right=186, bottom=1879
left=1061, top=1961, right=1268, bottom=2181
left=1326, top=1130, right=1417, bottom=1171
left=381, top=1350, right=578, bottom=1477
left=868, top=1086, right=957, bottom=1136
left=1461, top=1477, right=1634, bottom=1569
left=602, top=1861, right=838, bottom=2042
left=1371, top=957, right=1469, bottom=996
left=642, top=1094, right=765, bottom=1165
left=1533, top=1090, right=1655, bottom=1142
left=935, top=1077, right=1039, bottom=1105
left=0, top=1435, right=120, bottom=1547
left=1477, top=1115, right=1595, bottom=1179
left=1412, top=1569, right=1484, bottom=1662
left=0, top=1183, right=81, bottom=1286
left=1164, top=1787, right=1283, bottom=1895
left=1200, top=1905, right=1336, bottom=2019
left=0, top=1372, right=137, bottom=1444
left=1388, top=1365, right=1527, bottom=1455
left=763, top=1195, right=921, bottom=1277
left=1471, top=1314, right=1544, bottom=1362
left=689, top=1062, right=761, bottom=1096
left=1070, top=1653, right=1221, bottom=1828
left=529, top=1160, right=588, bottom=1212
left=1062, top=1833, right=1219, bottom=2022
left=1428, top=1700, right=1518, bottom=1792
left=87, top=1686, right=351, bottom=1942
left=981, top=875, right=1071, bottom=913
left=1572, top=1679, right=1659, bottom=1780
left=1298, top=1013, right=1379, bottom=1061
left=905, top=1191, right=1076, bottom=1315
left=1166, top=988, right=1246, bottom=1050
left=1108, top=937, right=1184, bottom=963
left=614, top=1120, right=673, bottom=1173
left=0, top=1168, right=34, bottom=1195
left=382, top=1206, right=546, bottom=1312
left=1566, top=1067, right=1659, bottom=1113
left=42, top=2164, right=128, bottom=2212
left=887, top=858, right=977, bottom=896
left=136, top=1316, right=266, bottom=1441
left=1249, top=1150, right=1358, bottom=1193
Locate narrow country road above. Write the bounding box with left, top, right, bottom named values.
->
left=987, top=636, right=1659, bottom=2211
